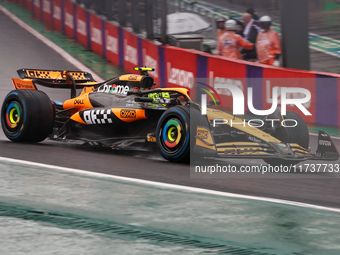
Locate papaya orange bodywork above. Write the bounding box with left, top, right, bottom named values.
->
left=12, top=78, right=36, bottom=90
left=63, top=93, right=93, bottom=112
left=79, top=86, right=95, bottom=96
left=70, top=112, right=87, bottom=125
left=119, top=74, right=143, bottom=82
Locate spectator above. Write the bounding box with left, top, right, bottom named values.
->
left=216, top=17, right=227, bottom=40
left=256, top=16, right=281, bottom=65
left=218, top=20, right=254, bottom=60
left=241, top=13, right=260, bottom=62
left=246, top=8, right=259, bottom=20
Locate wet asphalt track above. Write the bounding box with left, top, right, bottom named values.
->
left=0, top=11, right=340, bottom=209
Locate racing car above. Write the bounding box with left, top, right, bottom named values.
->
left=1, top=67, right=339, bottom=165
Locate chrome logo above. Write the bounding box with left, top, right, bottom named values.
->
left=110, top=84, right=117, bottom=94
left=163, top=119, right=182, bottom=148
left=6, top=102, right=20, bottom=128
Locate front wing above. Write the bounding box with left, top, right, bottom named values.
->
left=194, top=127, right=339, bottom=162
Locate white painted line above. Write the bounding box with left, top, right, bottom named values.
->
left=1, top=156, right=340, bottom=213
left=0, top=5, right=104, bottom=82
left=310, top=46, right=340, bottom=59
left=309, top=32, right=340, bottom=45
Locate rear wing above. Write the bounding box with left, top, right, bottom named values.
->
left=14, top=69, right=100, bottom=98
left=17, top=68, right=95, bottom=82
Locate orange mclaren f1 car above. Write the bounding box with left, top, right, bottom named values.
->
left=1, top=67, right=339, bottom=164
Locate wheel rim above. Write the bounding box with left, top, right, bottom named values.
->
left=5, top=101, right=22, bottom=130
left=160, top=118, right=186, bottom=154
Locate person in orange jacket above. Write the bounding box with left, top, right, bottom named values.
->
left=256, top=16, right=281, bottom=65
left=216, top=16, right=227, bottom=40
left=217, top=19, right=254, bottom=60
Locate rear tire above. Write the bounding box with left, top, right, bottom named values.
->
left=1, top=90, right=54, bottom=142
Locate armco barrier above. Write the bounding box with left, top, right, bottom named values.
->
left=89, top=13, right=104, bottom=57
left=64, top=0, right=74, bottom=39
left=52, top=0, right=63, bottom=33
left=75, top=4, right=87, bottom=47
left=33, top=0, right=40, bottom=20
left=42, top=0, right=52, bottom=30
left=163, top=46, right=197, bottom=90
left=123, top=29, right=139, bottom=73
left=24, top=0, right=32, bottom=12
left=7, top=0, right=340, bottom=127
left=142, top=39, right=160, bottom=87
left=104, top=21, right=119, bottom=66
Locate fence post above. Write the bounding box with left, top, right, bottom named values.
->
left=161, top=0, right=167, bottom=44
left=131, top=0, right=140, bottom=33
left=145, top=0, right=154, bottom=39
left=279, top=0, right=310, bottom=70
left=118, top=0, right=126, bottom=27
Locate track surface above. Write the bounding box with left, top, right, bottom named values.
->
left=0, top=11, right=340, bottom=209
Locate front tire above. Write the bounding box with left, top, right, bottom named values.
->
left=264, top=111, right=309, bottom=166
left=156, top=105, right=211, bottom=163
left=156, top=105, right=190, bottom=162
left=1, top=90, right=54, bottom=142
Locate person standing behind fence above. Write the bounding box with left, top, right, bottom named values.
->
left=216, top=17, right=227, bottom=40
left=218, top=20, right=254, bottom=60
left=241, top=13, right=260, bottom=62
left=256, top=16, right=281, bottom=65
left=246, top=8, right=259, bottom=21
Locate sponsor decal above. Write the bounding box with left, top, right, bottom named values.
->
left=107, top=35, right=118, bottom=54
left=43, top=0, right=51, bottom=14
left=167, top=62, right=194, bottom=88
left=91, top=27, right=101, bottom=45
left=65, top=13, right=74, bottom=29
left=319, top=140, right=331, bottom=146
left=14, top=83, right=35, bottom=90
left=124, top=43, right=138, bottom=65
left=126, top=99, right=135, bottom=107
left=144, top=54, right=158, bottom=78
left=197, top=130, right=208, bottom=139
left=248, top=135, right=262, bottom=143
left=53, top=6, right=61, bottom=20
left=77, top=19, right=86, bottom=36
left=97, top=84, right=129, bottom=95
left=129, top=75, right=138, bottom=80
left=83, top=109, right=113, bottom=125
left=74, top=99, right=84, bottom=104
left=209, top=71, right=243, bottom=96
left=120, top=109, right=136, bottom=118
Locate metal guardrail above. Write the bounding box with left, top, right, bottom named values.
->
left=72, top=0, right=338, bottom=44
left=73, top=0, right=230, bottom=41
left=171, top=0, right=229, bottom=40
